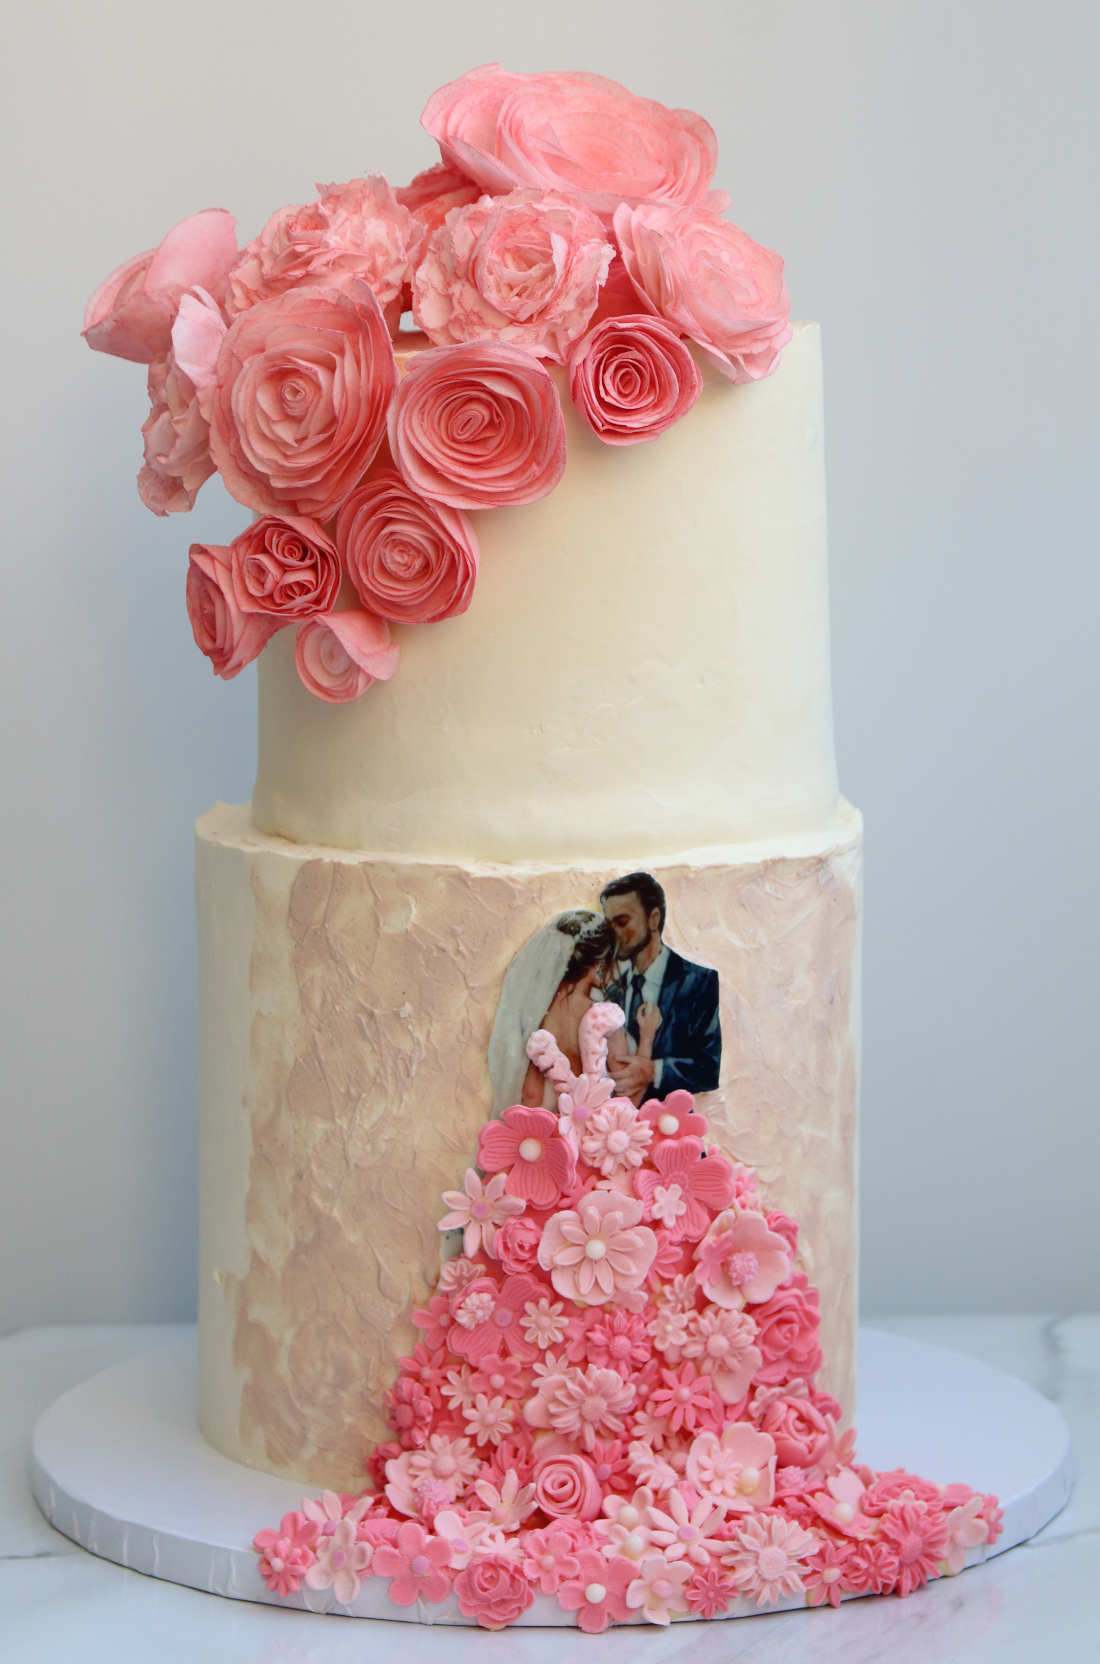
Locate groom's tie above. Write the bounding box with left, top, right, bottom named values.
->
left=627, top=970, right=646, bottom=1043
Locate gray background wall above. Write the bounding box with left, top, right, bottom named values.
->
left=3, top=0, right=1097, bottom=1328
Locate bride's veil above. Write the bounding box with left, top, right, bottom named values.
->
left=487, top=910, right=601, bottom=1115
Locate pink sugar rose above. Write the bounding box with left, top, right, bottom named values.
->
left=758, top=1395, right=832, bottom=1467
left=388, top=339, right=566, bottom=510
left=569, top=313, right=702, bottom=445
left=532, top=1452, right=602, bottom=1521
left=412, top=189, right=612, bottom=363
left=337, top=468, right=479, bottom=625
left=83, top=207, right=237, bottom=364
left=634, top=1136, right=734, bottom=1241
left=453, top=1552, right=534, bottom=1629
left=478, top=1105, right=577, bottom=1209
left=693, top=1207, right=792, bottom=1311
left=422, top=65, right=720, bottom=221
left=226, top=176, right=423, bottom=320
left=186, top=542, right=280, bottom=680
left=229, top=515, right=341, bottom=620
left=294, top=611, right=399, bottom=704
left=538, top=1190, right=657, bottom=1305
left=494, top=1215, right=542, bottom=1275
left=749, top=1273, right=823, bottom=1385
left=209, top=278, right=397, bottom=520
left=397, top=161, right=482, bottom=240
left=614, top=202, right=792, bottom=383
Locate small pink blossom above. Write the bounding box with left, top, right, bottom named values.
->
left=614, top=202, right=792, bottom=383
left=384, top=1374, right=435, bottom=1448
left=469, top=1355, right=529, bottom=1399
left=681, top=1307, right=761, bottom=1404
left=725, top=1512, right=817, bottom=1607
left=845, top=1536, right=902, bottom=1595
left=294, top=611, right=399, bottom=704
left=520, top=1295, right=570, bottom=1350
left=645, top=1362, right=722, bottom=1435
left=303, top=1517, right=372, bottom=1604
left=581, top=1099, right=652, bottom=1178
left=461, top=1393, right=517, bottom=1447
left=686, top=1423, right=777, bottom=1513
left=84, top=208, right=237, bottom=364
left=639, top=1089, right=708, bottom=1142
left=439, top=1169, right=525, bottom=1258
left=525, top=1364, right=636, bottom=1450
left=478, top=1105, right=577, bottom=1208
left=646, top=1302, right=691, bottom=1362
left=877, top=1500, right=949, bottom=1597
left=626, top=1441, right=679, bottom=1496
left=646, top=1488, right=727, bottom=1566
left=804, top=1537, right=855, bottom=1607
left=470, top=1467, right=538, bottom=1529
left=577, top=1308, right=652, bottom=1376
left=625, top=1550, right=692, bottom=1624
left=939, top=1495, right=989, bottom=1573
left=807, top=1466, right=875, bottom=1539
left=386, top=1434, right=481, bottom=1514
left=556, top=1548, right=634, bottom=1632
left=683, top=1559, right=738, bottom=1617
left=413, top=189, right=612, bottom=362
left=372, top=1519, right=453, bottom=1605
left=448, top=1272, right=546, bottom=1365
left=538, top=1191, right=657, bottom=1305
left=437, top=1257, right=481, bottom=1296
left=693, top=1207, right=792, bottom=1310
left=253, top=1510, right=320, bottom=1596
left=521, top=1525, right=582, bottom=1593
left=635, top=1136, right=734, bottom=1240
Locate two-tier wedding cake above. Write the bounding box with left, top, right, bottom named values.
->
left=82, top=64, right=1000, bottom=1630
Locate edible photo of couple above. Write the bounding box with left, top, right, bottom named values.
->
left=488, top=871, right=721, bottom=1116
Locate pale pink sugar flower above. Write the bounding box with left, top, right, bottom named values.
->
left=581, top=1099, right=652, bottom=1178
left=437, top=1255, right=481, bottom=1295
left=470, top=1468, right=538, bottom=1531
left=538, top=1190, right=657, bottom=1305
left=413, top=188, right=612, bottom=362
left=646, top=1302, right=691, bottom=1362
left=942, top=1493, right=990, bottom=1574
left=646, top=1488, right=727, bottom=1566
left=685, top=1423, right=777, bottom=1513
left=596, top=1487, right=656, bottom=1561
left=461, top=1393, right=517, bottom=1447
left=626, top=1441, right=679, bottom=1496
left=294, top=612, right=399, bottom=705
left=625, top=1551, right=693, bottom=1625
left=525, top=1364, right=636, bottom=1451
left=304, top=1517, right=372, bottom=1604
left=681, top=1307, right=762, bottom=1404
left=371, top=1519, right=453, bottom=1606
left=725, top=1513, right=818, bottom=1607
left=693, top=1206, right=792, bottom=1310
left=439, top=1169, right=525, bottom=1258
left=520, top=1296, right=570, bottom=1350
left=300, top=1490, right=371, bottom=1533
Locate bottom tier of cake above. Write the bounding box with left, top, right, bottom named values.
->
left=195, top=801, right=862, bottom=1491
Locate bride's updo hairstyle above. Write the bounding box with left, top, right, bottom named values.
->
left=554, top=909, right=617, bottom=989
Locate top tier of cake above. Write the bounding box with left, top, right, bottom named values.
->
left=251, top=321, right=838, bottom=862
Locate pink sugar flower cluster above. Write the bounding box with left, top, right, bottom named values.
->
left=252, top=1010, right=1000, bottom=1629
left=84, top=64, right=794, bottom=705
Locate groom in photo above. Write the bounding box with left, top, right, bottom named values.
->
left=600, top=872, right=721, bottom=1102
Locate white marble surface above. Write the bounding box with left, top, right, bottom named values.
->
left=2, top=1316, right=1096, bottom=1662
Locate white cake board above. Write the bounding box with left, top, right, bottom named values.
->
left=29, top=1327, right=1072, bottom=1627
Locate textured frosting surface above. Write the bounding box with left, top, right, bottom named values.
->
left=252, top=322, right=838, bottom=860
left=197, top=802, right=861, bottom=1489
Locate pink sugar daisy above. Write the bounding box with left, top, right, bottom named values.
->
left=372, top=1519, right=453, bottom=1606
left=725, top=1512, right=818, bottom=1607
left=683, top=1559, right=738, bottom=1617
left=461, top=1392, right=517, bottom=1447
left=478, top=1104, right=577, bottom=1208
left=646, top=1487, right=727, bottom=1565
left=253, top=1510, right=320, bottom=1596
left=645, top=1362, right=723, bottom=1435
left=681, top=1306, right=761, bottom=1403
left=520, top=1295, right=571, bottom=1350
left=525, top=1363, right=636, bottom=1450
left=581, top=1099, right=652, bottom=1177
left=439, top=1169, right=525, bottom=1258
left=877, top=1500, right=949, bottom=1597
left=804, top=1536, right=855, bottom=1607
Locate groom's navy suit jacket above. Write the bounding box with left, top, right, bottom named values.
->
left=607, top=947, right=721, bottom=1099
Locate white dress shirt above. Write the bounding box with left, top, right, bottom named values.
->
left=620, top=942, right=669, bottom=1088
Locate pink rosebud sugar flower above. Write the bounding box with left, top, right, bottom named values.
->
left=294, top=612, right=399, bottom=704
left=229, top=515, right=342, bottom=621
left=477, top=1105, right=577, bottom=1208
left=439, top=1169, right=525, bottom=1258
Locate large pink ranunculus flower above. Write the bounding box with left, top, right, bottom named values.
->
left=336, top=469, right=479, bottom=625
left=83, top=208, right=238, bottom=364
left=388, top=339, right=566, bottom=509
left=226, top=175, right=423, bottom=320
left=229, top=515, right=341, bottom=620
left=477, top=1105, right=577, bottom=1209
left=209, top=279, right=397, bottom=519
left=569, top=312, right=702, bottom=445
left=421, top=65, right=721, bottom=221
left=294, top=611, right=399, bottom=703
left=396, top=161, right=482, bottom=241
left=412, top=190, right=612, bottom=363
left=537, top=1190, right=656, bottom=1305
left=614, top=202, right=792, bottom=383
left=138, top=289, right=228, bottom=516
left=186, top=542, right=280, bottom=680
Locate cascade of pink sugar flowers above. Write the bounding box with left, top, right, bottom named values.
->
left=251, top=1003, right=1000, bottom=1630
left=83, top=65, right=795, bottom=704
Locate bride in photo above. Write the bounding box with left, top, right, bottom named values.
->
left=488, top=909, right=662, bottom=1114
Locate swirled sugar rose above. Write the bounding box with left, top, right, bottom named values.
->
left=209, top=278, right=396, bottom=519
left=186, top=542, right=279, bottom=679
left=336, top=469, right=479, bottom=624
left=421, top=65, right=720, bottom=220
left=388, top=340, right=566, bottom=509
left=294, top=611, right=399, bottom=703
left=229, top=515, right=341, bottom=620
left=412, top=190, right=612, bottom=362
left=614, top=203, right=792, bottom=383
left=569, top=313, right=702, bottom=444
